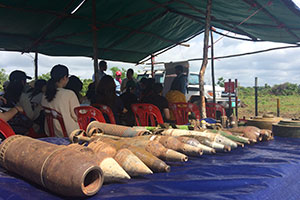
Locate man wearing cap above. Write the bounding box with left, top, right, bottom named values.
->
left=92, top=60, right=107, bottom=81
left=114, top=71, right=122, bottom=95
left=4, top=70, right=41, bottom=134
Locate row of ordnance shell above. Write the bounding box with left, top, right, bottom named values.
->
left=68, top=121, right=273, bottom=184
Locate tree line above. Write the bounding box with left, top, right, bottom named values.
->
left=0, top=67, right=133, bottom=95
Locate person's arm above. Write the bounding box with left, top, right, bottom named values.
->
left=0, top=106, right=23, bottom=122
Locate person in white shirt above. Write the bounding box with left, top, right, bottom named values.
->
left=41, top=65, right=80, bottom=137
left=92, top=60, right=107, bottom=81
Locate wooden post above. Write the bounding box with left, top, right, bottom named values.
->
left=210, top=29, right=216, bottom=105
left=34, top=52, right=38, bottom=79
left=235, top=79, right=238, bottom=119
left=199, top=0, right=212, bottom=119
left=92, top=0, right=99, bottom=91
left=151, top=55, right=155, bottom=78
left=277, top=98, right=280, bottom=117
left=255, top=77, right=258, bottom=116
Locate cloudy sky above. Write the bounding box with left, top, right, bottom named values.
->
left=1, top=1, right=300, bottom=87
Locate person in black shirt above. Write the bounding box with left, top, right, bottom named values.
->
left=142, top=83, right=170, bottom=121
left=120, top=80, right=138, bottom=126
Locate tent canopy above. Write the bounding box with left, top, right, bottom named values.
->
left=0, top=0, right=300, bottom=63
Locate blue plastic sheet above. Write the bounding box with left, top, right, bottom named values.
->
left=0, top=137, right=300, bottom=200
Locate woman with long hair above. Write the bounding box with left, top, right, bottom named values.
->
left=91, top=75, right=125, bottom=124
left=41, top=65, right=80, bottom=137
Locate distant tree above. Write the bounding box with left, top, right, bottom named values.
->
left=271, top=82, right=299, bottom=96
left=217, top=77, right=225, bottom=87
left=38, top=72, right=51, bottom=81
left=81, top=78, right=93, bottom=96
left=0, top=69, right=8, bottom=91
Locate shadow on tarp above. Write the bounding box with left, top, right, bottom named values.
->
left=0, top=137, right=300, bottom=200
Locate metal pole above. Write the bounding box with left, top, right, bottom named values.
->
left=34, top=52, right=38, bottom=79
left=235, top=79, right=238, bottom=119
left=92, top=0, right=99, bottom=91
left=255, top=77, right=258, bottom=116
left=151, top=55, right=155, bottom=78
left=199, top=0, right=212, bottom=119
left=210, top=29, right=216, bottom=105
left=277, top=98, right=280, bottom=117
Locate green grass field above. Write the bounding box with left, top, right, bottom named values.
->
left=238, top=95, right=300, bottom=119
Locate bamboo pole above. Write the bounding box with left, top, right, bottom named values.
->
left=199, top=0, right=212, bottom=119
left=92, top=0, right=99, bottom=90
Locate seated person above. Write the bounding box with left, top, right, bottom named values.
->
left=3, top=71, right=41, bottom=134
left=142, top=83, right=171, bottom=121
left=85, top=81, right=96, bottom=104
left=165, top=81, right=187, bottom=121
left=165, top=82, right=187, bottom=104
left=120, top=80, right=138, bottom=126
left=4, top=70, right=40, bottom=121
left=65, top=75, right=84, bottom=103
left=139, top=78, right=154, bottom=102
left=29, top=79, right=47, bottom=108
left=41, top=65, right=80, bottom=137
left=0, top=96, right=23, bottom=122
left=28, top=79, right=47, bottom=133
left=91, top=75, right=126, bottom=124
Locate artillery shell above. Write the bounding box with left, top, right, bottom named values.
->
left=114, top=148, right=153, bottom=176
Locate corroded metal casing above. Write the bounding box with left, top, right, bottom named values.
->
left=228, top=126, right=260, bottom=143
left=92, top=137, right=170, bottom=173
left=273, top=119, right=300, bottom=138
left=0, top=135, right=103, bottom=197
left=86, top=121, right=151, bottom=137
left=187, top=135, right=229, bottom=152
left=68, top=144, right=130, bottom=182
left=123, top=139, right=188, bottom=162
left=125, top=145, right=170, bottom=173
left=176, top=136, right=216, bottom=154
left=88, top=140, right=117, bottom=157
left=114, top=148, right=153, bottom=176
left=211, top=130, right=249, bottom=144
left=247, top=115, right=282, bottom=130
left=260, top=129, right=273, bottom=140
left=139, top=135, right=203, bottom=157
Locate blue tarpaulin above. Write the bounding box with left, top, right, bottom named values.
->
left=0, top=137, right=300, bottom=200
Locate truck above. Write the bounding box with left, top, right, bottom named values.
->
left=137, top=64, right=239, bottom=117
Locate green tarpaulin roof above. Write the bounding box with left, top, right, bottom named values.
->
left=0, top=0, right=300, bottom=63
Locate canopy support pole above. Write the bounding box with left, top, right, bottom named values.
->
left=92, top=0, right=99, bottom=90
left=151, top=55, right=155, bottom=78
left=210, top=28, right=216, bottom=105
left=34, top=52, right=38, bottom=79
left=199, top=0, right=212, bottom=119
